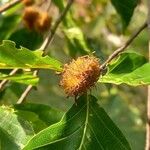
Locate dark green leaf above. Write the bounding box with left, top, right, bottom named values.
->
left=99, top=52, right=150, bottom=86
left=111, top=0, right=139, bottom=28
left=23, top=95, right=131, bottom=150
left=0, top=14, right=21, bottom=40
left=0, top=106, right=34, bottom=150
left=0, top=40, right=62, bottom=71
left=52, top=0, right=64, bottom=11
left=9, top=28, right=43, bottom=50
left=14, top=103, right=63, bottom=129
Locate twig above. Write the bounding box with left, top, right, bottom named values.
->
left=17, top=70, right=38, bottom=104
left=0, top=0, right=21, bottom=14
left=17, top=0, right=74, bottom=104
left=145, top=1, right=150, bottom=150
left=146, top=51, right=150, bottom=150
left=0, top=0, right=21, bottom=90
left=0, top=69, right=18, bottom=91
left=100, top=22, right=147, bottom=71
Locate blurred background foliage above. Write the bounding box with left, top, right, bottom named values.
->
left=0, top=0, right=148, bottom=149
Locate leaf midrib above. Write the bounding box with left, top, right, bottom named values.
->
left=78, top=96, right=89, bottom=150
left=32, top=123, right=85, bottom=149
left=88, top=123, right=105, bottom=150
left=91, top=106, right=130, bottom=150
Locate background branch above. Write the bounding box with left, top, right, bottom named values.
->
left=17, top=0, right=74, bottom=104
left=100, top=22, right=147, bottom=71
left=0, top=69, right=18, bottom=91
left=17, top=70, right=38, bottom=104
left=0, top=0, right=22, bottom=89
left=146, top=0, right=150, bottom=149
left=0, top=0, right=21, bottom=14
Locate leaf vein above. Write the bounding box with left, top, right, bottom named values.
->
left=90, top=106, right=129, bottom=150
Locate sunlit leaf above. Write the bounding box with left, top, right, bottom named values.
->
left=0, top=40, right=62, bottom=71
left=23, top=95, right=131, bottom=150
left=99, top=52, right=150, bottom=86
left=100, top=63, right=150, bottom=86
left=0, top=106, right=34, bottom=150
left=64, top=27, right=91, bottom=56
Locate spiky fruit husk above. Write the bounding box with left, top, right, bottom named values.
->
left=60, top=55, right=101, bottom=97
left=23, top=7, right=51, bottom=32
left=22, top=0, right=34, bottom=6
left=23, top=6, right=40, bottom=30
left=35, top=12, right=51, bottom=32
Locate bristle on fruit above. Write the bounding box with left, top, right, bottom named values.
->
left=60, top=55, right=101, bottom=97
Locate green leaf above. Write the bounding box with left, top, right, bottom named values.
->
left=9, top=28, right=43, bottom=50
left=0, top=14, right=21, bottom=40
left=23, top=95, right=131, bottom=150
left=0, top=106, right=34, bottom=150
left=0, top=40, right=62, bottom=71
left=100, top=63, right=150, bottom=86
left=64, top=27, right=91, bottom=56
left=53, top=0, right=90, bottom=56
left=52, top=0, right=64, bottom=11
left=107, top=52, right=147, bottom=73
left=14, top=103, right=64, bottom=132
left=0, top=72, right=39, bottom=85
left=111, top=0, right=139, bottom=28
left=99, top=52, right=150, bottom=86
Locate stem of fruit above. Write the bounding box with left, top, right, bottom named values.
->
left=17, top=0, right=74, bottom=104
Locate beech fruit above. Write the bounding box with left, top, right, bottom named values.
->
left=35, top=12, right=52, bottom=32
left=60, top=55, right=101, bottom=97
left=23, top=6, right=40, bottom=30
left=22, top=0, right=34, bottom=6
left=23, top=6, right=51, bottom=32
